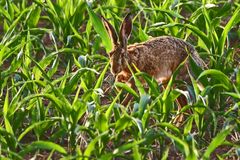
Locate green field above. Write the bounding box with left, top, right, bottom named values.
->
left=0, top=0, right=240, bottom=159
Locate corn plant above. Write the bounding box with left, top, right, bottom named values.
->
left=0, top=0, right=239, bottom=159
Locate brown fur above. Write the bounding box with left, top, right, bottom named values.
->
left=102, top=14, right=206, bottom=106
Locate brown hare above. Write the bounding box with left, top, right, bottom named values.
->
left=102, top=14, right=206, bottom=107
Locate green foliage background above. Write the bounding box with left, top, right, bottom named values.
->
left=0, top=0, right=239, bottom=159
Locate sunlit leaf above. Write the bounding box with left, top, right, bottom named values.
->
left=203, top=127, right=233, bottom=158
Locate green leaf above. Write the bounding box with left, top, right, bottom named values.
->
left=145, top=8, right=185, bottom=19
left=115, top=82, right=139, bottom=99
left=132, top=142, right=142, bottom=160
left=115, top=115, right=132, bottom=133
left=218, top=6, right=240, bottom=56
left=159, top=122, right=181, bottom=135
left=63, top=68, right=98, bottom=94
left=3, top=89, right=13, bottom=135
left=28, top=5, right=41, bottom=27
left=135, top=72, right=159, bottom=96
left=113, top=140, right=144, bottom=155
left=203, top=127, right=233, bottom=159
left=236, top=68, right=240, bottom=91
left=161, top=129, right=190, bottom=157
left=12, top=94, right=69, bottom=116
left=112, top=0, right=127, bottom=8
left=185, top=23, right=210, bottom=48
left=24, top=31, right=32, bottom=69
left=105, top=91, right=121, bottom=121
left=137, top=94, right=151, bottom=119
left=19, top=141, right=67, bottom=156
left=18, top=120, right=55, bottom=141
left=197, top=69, right=232, bottom=90
left=92, top=62, right=110, bottom=103
left=32, top=55, right=55, bottom=81
left=184, top=116, right=194, bottom=135
left=0, top=6, right=11, bottom=21
left=1, top=6, right=32, bottom=44
left=84, top=132, right=108, bottom=159
left=95, top=112, right=108, bottom=132
left=130, top=65, right=145, bottom=95
left=138, top=23, right=149, bottom=42
left=161, top=145, right=170, bottom=160
left=87, top=6, right=112, bottom=52
left=162, top=76, right=173, bottom=101
left=222, top=92, right=240, bottom=99
left=162, top=56, right=188, bottom=102
left=72, top=100, right=87, bottom=126
left=94, top=62, right=109, bottom=90
left=0, top=148, right=22, bottom=160
left=3, top=88, right=9, bottom=118
left=131, top=117, right=143, bottom=135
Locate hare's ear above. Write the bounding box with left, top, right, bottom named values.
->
left=101, top=16, right=118, bottom=47
left=119, top=14, right=132, bottom=48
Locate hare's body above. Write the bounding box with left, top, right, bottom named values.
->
left=102, top=14, right=206, bottom=106
left=115, top=36, right=203, bottom=85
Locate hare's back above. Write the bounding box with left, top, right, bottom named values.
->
left=132, top=36, right=194, bottom=83
left=145, top=36, right=193, bottom=58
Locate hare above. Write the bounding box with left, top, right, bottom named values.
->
left=102, top=14, right=206, bottom=106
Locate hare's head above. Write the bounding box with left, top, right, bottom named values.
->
left=102, top=14, right=132, bottom=75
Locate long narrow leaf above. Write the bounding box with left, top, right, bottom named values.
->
left=203, top=127, right=233, bottom=159
left=218, top=6, right=240, bottom=55
left=87, top=6, right=112, bottom=52
left=19, top=141, right=67, bottom=156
